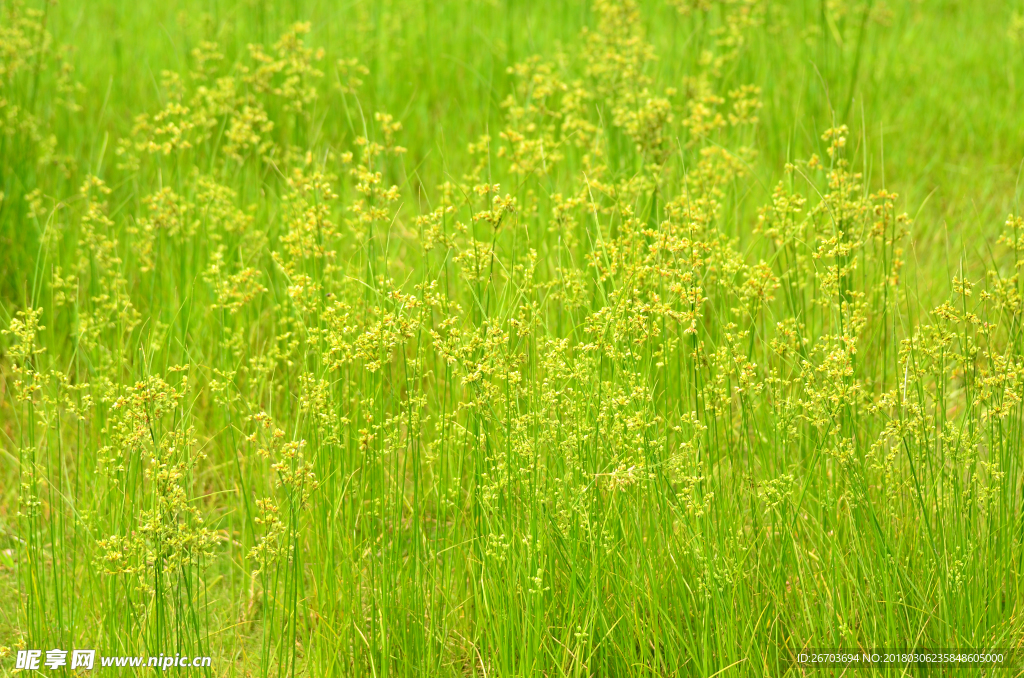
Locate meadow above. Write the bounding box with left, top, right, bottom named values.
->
left=2, top=0, right=1024, bottom=675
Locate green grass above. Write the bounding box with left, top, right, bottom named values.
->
left=2, top=0, right=1024, bottom=675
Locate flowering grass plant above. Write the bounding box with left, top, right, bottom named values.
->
left=2, top=0, right=1024, bottom=675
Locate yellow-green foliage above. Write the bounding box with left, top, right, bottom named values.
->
left=2, top=0, right=1024, bottom=676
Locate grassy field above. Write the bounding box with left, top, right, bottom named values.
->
left=2, top=0, right=1024, bottom=675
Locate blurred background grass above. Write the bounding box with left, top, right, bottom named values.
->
left=34, top=0, right=1024, bottom=257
